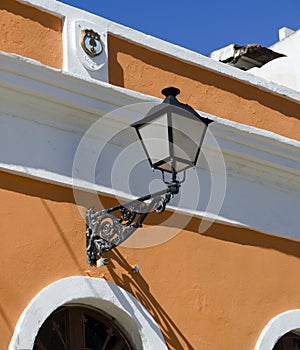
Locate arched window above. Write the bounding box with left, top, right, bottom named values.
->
left=9, top=277, right=168, bottom=350
left=273, top=331, right=300, bottom=350
left=255, top=310, right=300, bottom=350
left=33, top=305, right=134, bottom=350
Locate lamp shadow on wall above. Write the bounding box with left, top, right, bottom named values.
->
left=107, top=248, right=195, bottom=350
left=3, top=168, right=300, bottom=263
left=0, top=303, right=13, bottom=334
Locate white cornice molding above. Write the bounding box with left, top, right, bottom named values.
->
left=1, top=51, right=300, bottom=239
left=1, top=51, right=299, bottom=171
left=0, top=52, right=148, bottom=112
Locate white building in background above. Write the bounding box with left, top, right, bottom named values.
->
left=210, top=26, right=300, bottom=91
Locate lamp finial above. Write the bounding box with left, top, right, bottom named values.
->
left=161, top=86, right=180, bottom=97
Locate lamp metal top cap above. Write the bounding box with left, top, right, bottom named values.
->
left=161, top=86, right=180, bottom=98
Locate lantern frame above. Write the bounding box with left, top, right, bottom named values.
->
left=131, top=87, right=213, bottom=179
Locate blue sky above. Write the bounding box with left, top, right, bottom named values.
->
left=59, top=0, right=300, bottom=55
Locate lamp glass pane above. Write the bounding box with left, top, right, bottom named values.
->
left=138, top=113, right=169, bottom=166
left=172, top=160, right=190, bottom=172
left=157, top=159, right=190, bottom=173
left=157, top=161, right=172, bottom=172
left=171, top=113, right=207, bottom=163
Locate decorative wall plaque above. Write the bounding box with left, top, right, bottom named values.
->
left=74, top=21, right=108, bottom=77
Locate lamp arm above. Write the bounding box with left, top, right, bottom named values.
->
left=86, top=183, right=180, bottom=266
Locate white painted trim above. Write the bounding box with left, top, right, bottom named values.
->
left=13, top=0, right=300, bottom=103
left=0, top=164, right=249, bottom=231
left=1, top=50, right=299, bottom=149
left=255, top=310, right=300, bottom=349
left=9, top=276, right=168, bottom=350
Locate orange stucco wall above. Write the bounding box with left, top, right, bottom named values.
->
left=2, top=171, right=300, bottom=349
left=0, top=0, right=62, bottom=68
left=108, top=35, right=300, bottom=142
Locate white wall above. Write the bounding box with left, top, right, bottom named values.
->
left=249, top=29, right=300, bottom=91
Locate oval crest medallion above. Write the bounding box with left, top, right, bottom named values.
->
left=80, top=29, right=103, bottom=57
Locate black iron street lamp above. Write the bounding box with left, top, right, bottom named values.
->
left=86, top=87, right=213, bottom=266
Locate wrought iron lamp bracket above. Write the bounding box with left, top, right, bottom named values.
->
left=85, top=86, right=213, bottom=266
left=86, top=182, right=180, bottom=266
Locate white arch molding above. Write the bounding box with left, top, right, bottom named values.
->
left=255, top=309, right=300, bottom=349
left=9, top=276, right=168, bottom=350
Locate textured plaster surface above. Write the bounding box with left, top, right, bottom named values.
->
left=0, top=0, right=62, bottom=68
